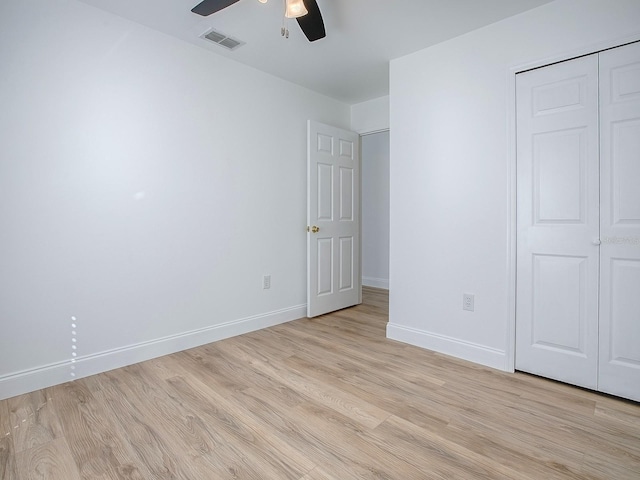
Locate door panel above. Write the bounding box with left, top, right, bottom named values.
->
left=610, top=120, right=640, bottom=224
left=317, top=163, right=333, bottom=220
left=339, top=138, right=354, bottom=158
left=598, top=41, right=640, bottom=401
left=339, top=236, right=354, bottom=291
left=608, top=259, right=640, bottom=362
left=531, top=254, right=589, bottom=356
left=532, top=75, right=589, bottom=116
left=339, top=167, right=354, bottom=220
left=307, top=121, right=360, bottom=317
left=533, top=128, right=587, bottom=223
left=516, top=54, right=600, bottom=389
left=317, top=237, right=333, bottom=296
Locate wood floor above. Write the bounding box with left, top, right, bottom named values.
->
left=1, top=287, right=639, bottom=479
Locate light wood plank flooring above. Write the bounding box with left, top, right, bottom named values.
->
left=1, top=287, right=639, bottom=479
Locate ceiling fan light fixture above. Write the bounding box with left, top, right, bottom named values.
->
left=285, top=0, right=308, bottom=18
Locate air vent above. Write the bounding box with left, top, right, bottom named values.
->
left=202, top=28, right=245, bottom=51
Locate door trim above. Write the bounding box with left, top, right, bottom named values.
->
left=506, top=32, right=640, bottom=373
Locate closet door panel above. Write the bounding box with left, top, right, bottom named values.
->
left=515, top=54, right=600, bottom=390
left=598, top=41, right=640, bottom=402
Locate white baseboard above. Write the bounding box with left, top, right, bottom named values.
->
left=386, top=323, right=507, bottom=371
left=0, top=304, right=306, bottom=401
left=362, top=276, right=389, bottom=289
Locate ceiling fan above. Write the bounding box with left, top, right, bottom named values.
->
left=191, top=0, right=326, bottom=42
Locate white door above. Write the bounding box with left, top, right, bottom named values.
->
left=598, top=42, right=640, bottom=402
left=307, top=120, right=360, bottom=318
left=516, top=54, right=601, bottom=389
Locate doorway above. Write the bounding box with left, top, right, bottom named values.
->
left=361, top=131, right=390, bottom=290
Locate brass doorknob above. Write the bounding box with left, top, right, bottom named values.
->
left=311, top=226, right=320, bottom=233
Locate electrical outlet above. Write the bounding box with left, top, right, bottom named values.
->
left=463, top=293, right=474, bottom=312
left=263, top=275, right=271, bottom=290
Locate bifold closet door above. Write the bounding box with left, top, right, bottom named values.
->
left=515, top=54, right=600, bottom=390
left=516, top=42, right=640, bottom=402
left=598, top=41, right=640, bottom=402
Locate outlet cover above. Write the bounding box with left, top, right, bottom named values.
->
left=263, top=275, right=271, bottom=290
left=463, top=293, right=474, bottom=312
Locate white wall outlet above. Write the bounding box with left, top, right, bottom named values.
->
left=463, top=293, right=474, bottom=312
left=263, top=275, right=271, bottom=290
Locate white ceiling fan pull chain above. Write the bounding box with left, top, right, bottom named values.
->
left=281, top=0, right=288, bottom=38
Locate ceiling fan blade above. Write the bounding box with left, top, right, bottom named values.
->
left=191, top=0, right=240, bottom=16
left=296, top=0, right=326, bottom=42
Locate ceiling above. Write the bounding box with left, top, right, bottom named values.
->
left=78, top=0, right=554, bottom=104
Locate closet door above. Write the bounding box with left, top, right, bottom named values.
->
left=515, top=55, right=600, bottom=389
left=598, top=41, right=640, bottom=402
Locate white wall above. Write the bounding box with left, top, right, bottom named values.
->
left=0, top=0, right=350, bottom=399
left=362, top=132, right=390, bottom=289
left=351, top=96, right=390, bottom=135
left=388, top=0, right=640, bottom=370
